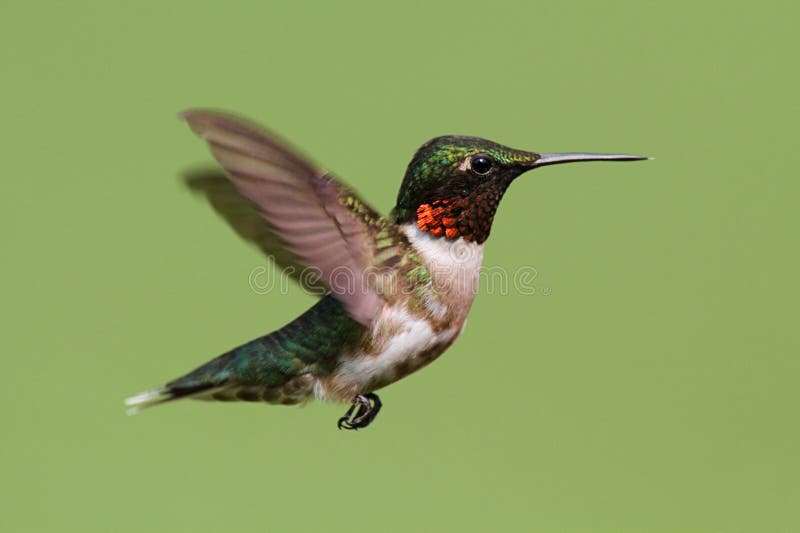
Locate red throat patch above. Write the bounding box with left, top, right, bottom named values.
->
left=416, top=199, right=470, bottom=240
left=414, top=179, right=511, bottom=243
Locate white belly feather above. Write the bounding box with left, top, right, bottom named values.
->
left=332, top=304, right=461, bottom=391
left=314, top=225, right=485, bottom=400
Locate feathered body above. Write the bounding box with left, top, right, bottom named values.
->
left=125, top=110, right=646, bottom=427
left=128, top=226, right=482, bottom=411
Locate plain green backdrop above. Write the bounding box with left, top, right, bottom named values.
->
left=2, top=1, right=797, bottom=531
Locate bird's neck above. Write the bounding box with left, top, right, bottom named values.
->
left=395, top=179, right=513, bottom=244
left=402, top=224, right=485, bottom=300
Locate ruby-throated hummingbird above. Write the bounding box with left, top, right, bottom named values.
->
left=125, top=110, right=647, bottom=430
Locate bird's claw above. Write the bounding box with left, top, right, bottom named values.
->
left=337, top=393, right=382, bottom=430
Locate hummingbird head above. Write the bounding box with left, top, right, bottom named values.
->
left=394, top=136, right=646, bottom=243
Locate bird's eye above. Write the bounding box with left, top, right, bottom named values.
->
left=470, top=154, right=494, bottom=175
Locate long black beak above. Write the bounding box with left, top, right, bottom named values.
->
left=532, top=152, right=649, bottom=168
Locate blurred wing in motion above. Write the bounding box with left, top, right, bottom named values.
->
left=181, top=110, right=387, bottom=325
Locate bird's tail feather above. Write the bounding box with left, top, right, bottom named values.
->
left=124, top=382, right=220, bottom=416
left=123, top=296, right=357, bottom=415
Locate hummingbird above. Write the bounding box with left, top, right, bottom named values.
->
left=125, top=110, right=647, bottom=430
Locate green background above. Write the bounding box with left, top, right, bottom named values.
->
left=3, top=1, right=797, bottom=531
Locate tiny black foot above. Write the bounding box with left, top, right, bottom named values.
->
left=337, top=393, right=382, bottom=430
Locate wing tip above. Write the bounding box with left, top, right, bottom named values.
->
left=178, top=108, right=224, bottom=137
left=177, top=108, right=277, bottom=145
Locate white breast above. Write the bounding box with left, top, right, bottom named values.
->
left=314, top=226, right=487, bottom=400
left=402, top=224, right=485, bottom=299
left=331, top=304, right=459, bottom=392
